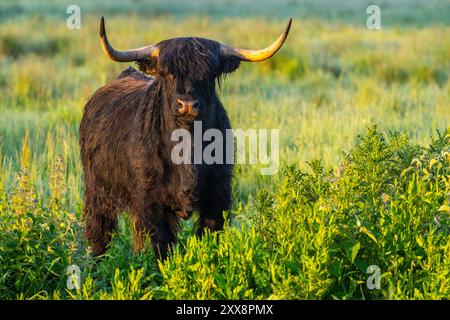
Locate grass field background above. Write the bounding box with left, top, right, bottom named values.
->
left=0, top=0, right=449, bottom=299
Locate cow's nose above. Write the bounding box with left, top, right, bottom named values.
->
left=177, top=99, right=199, bottom=116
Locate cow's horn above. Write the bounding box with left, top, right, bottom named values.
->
left=99, top=16, right=159, bottom=62
left=220, top=18, right=292, bottom=62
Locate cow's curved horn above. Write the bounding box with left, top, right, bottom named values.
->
left=99, top=16, right=159, bottom=62
left=220, top=18, right=292, bottom=62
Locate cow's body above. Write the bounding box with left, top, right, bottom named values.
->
left=80, top=17, right=290, bottom=259
left=80, top=67, right=232, bottom=258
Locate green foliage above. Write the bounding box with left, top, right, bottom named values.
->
left=0, top=139, right=81, bottom=299
left=0, top=127, right=448, bottom=299
left=159, top=229, right=267, bottom=299
left=0, top=34, right=68, bottom=58
left=262, top=126, right=449, bottom=299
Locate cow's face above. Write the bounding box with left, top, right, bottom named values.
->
left=98, top=16, right=291, bottom=119
left=139, top=38, right=241, bottom=119
left=162, top=73, right=215, bottom=120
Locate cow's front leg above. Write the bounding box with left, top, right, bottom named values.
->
left=131, top=189, right=178, bottom=260
left=196, top=167, right=232, bottom=237
left=152, top=206, right=179, bottom=260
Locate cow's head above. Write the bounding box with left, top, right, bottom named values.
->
left=99, top=17, right=291, bottom=119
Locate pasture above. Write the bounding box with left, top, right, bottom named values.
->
left=0, top=0, right=449, bottom=299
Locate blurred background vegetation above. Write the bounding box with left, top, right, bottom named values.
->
left=0, top=0, right=449, bottom=299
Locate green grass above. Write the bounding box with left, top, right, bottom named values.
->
left=0, top=0, right=449, bottom=299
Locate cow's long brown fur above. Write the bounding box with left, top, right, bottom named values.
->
left=80, top=38, right=240, bottom=259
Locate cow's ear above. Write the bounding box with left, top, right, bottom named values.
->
left=220, top=56, right=241, bottom=74
left=136, top=57, right=158, bottom=75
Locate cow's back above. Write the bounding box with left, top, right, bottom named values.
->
left=79, top=70, right=154, bottom=191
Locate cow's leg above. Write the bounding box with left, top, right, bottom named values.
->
left=131, top=191, right=178, bottom=260
left=196, top=167, right=232, bottom=237
left=152, top=207, right=178, bottom=260
left=84, top=184, right=118, bottom=256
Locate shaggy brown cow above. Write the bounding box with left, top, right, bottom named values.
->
left=80, top=17, right=291, bottom=259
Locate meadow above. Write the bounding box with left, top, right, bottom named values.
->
left=0, top=0, right=449, bottom=299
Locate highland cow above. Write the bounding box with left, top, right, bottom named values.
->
left=79, top=17, right=291, bottom=259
